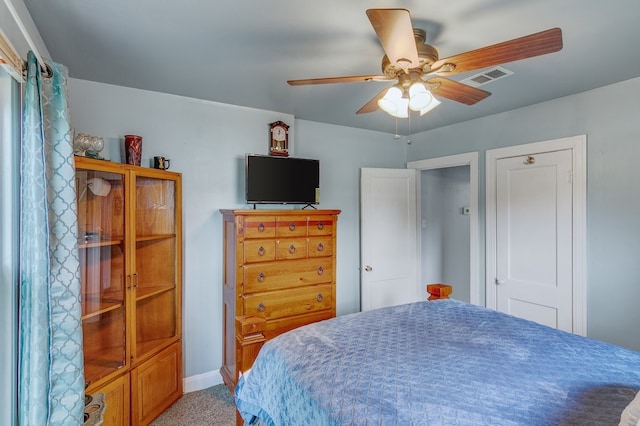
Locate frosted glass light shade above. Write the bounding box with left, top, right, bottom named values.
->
left=409, top=82, right=430, bottom=110
left=408, top=82, right=440, bottom=114
left=378, top=86, right=403, bottom=115
left=395, top=97, right=409, bottom=118
left=419, top=96, right=441, bottom=116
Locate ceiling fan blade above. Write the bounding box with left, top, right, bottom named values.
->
left=356, top=88, right=389, bottom=114
left=287, top=75, right=390, bottom=86
left=366, top=8, right=420, bottom=69
left=432, top=28, right=563, bottom=76
left=427, top=77, right=491, bottom=105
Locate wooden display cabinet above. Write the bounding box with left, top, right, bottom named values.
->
left=75, top=157, right=182, bottom=426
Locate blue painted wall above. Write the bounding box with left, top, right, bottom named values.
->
left=408, top=76, right=640, bottom=351
left=69, top=74, right=640, bottom=387
left=68, top=79, right=407, bottom=380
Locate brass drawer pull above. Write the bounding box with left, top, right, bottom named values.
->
left=257, top=223, right=265, bottom=232
left=317, top=266, right=324, bottom=275
left=317, top=293, right=324, bottom=302
left=317, top=242, right=324, bottom=252
left=257, top=303, right=265, bottom=313
left=317, top=221, right=324, bottom=230
left=289, top=244, right=296, bottom=254
left=289, top=222, right=296, bottom=231
left=257, top=246, right=265, bottom=256
left=257, top=272, right=266, bottom=282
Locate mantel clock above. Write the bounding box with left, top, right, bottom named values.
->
left=269, top=121, right=289, bottom=157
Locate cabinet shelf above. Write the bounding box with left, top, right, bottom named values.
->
left=136, top=234, right=176, bottom=243
left=82, top=299, right=123, bottom=320
left=136, top=337, right=176, bottom=358
left=84, top=346, right=126, bottom=385
left=136, top=283, right=176, bottom=302
left=82, top=290, right=124, bottom=319
left=78, top=238, right=124, bottom=249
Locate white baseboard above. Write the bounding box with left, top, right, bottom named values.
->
left=183, top=369, right=224, bottom=393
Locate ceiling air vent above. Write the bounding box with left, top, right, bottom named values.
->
left=461, top=66, right=513, bottom=87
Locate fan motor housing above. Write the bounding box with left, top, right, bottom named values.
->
left=381, top=28, right=440, bottom=78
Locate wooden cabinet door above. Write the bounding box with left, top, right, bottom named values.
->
left=131, top=342, right=182, bottom=425
left=129, top=169, right=182, bottom=364
left=94, top=373, right=130, bottom=426
left=75, top=159, right=129, bottom=387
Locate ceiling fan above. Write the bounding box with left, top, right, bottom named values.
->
left=287, top=8, right=563, bottom=118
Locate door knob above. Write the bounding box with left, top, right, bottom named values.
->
left=495, top=278, right=506, bottom=285
left=364, top=265, right=372, bottom=272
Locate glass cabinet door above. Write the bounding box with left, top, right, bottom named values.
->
left=132, top=174, right=179, bottom=359
left=76, top=167, right=127, bottom=385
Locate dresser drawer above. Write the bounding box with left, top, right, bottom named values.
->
left=243, top=216, right=276, bottom=239
left=243, top=284, right=333, bottom=320
left=243, top=258, right=332, bottom=293
left=308, top=237, right=333, bottom=258
left=308, top=215, right=335, bottom=236
left=276, top=238, right=307, bottom=260
left=276, top=217, right=307, bottom=238
left=244, top=240, right=276, bottom=263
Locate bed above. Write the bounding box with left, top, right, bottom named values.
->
left=235, top=299, right=640, bottom=425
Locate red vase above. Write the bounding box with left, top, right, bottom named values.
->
left=124, top=135, right=142, bottom=166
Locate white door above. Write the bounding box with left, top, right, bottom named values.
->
left=360, top=168, right=419, bottom=311
left=495, top=150, right=573, bottom=331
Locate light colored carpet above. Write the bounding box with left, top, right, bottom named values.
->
left=150, top=384, right=236, bottom=426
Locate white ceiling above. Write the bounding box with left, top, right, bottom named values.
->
left=22, top=0, right=640, bottom=135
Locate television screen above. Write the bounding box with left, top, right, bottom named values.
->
left=245, top=154, right=320, bottom=205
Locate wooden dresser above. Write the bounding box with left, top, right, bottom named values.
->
left=220, top=209, right=340, bottom=391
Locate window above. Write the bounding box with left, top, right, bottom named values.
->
left=0, top=64, right=19, bottom=425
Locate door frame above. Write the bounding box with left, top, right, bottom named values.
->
left=485, top=135, right=587, bottom=335
left=407, top=152, right=479, bottom=305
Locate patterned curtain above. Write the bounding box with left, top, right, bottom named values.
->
left=19, top=51, right=85, bottom=425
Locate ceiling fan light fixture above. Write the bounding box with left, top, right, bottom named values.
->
left=288, top=9, right=563, bottom=123
left=378, top=83, right=440, bottom=118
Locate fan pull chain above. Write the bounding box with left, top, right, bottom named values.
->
left=394, top=118, right=400, bottom=140
left=407, top=113, right=412, bottom=145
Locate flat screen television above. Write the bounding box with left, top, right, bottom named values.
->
left=245, top=154, right=320, bottom=206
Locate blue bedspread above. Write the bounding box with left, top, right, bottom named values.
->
left=235, top=300, right=640, bottom=425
